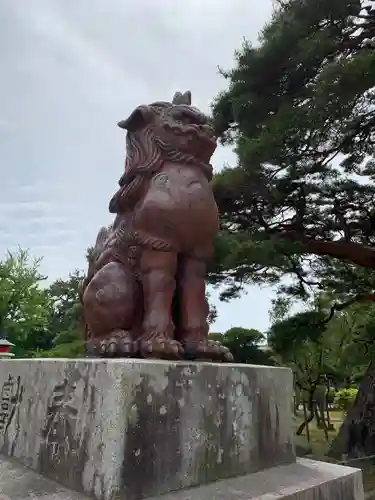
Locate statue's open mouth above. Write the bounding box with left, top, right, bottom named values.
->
left=171, top=106, right=217, bottom=146
left=200, top=130, right=217, bottom=146
left=173, top=123, right=217, bottom=147
left=193, top=126, right=217, bottom=148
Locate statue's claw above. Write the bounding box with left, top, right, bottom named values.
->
left=139, top=334, right=183, bottom=360
left=211, top=340, right=234, bottom=362
left=183, top=339, right=233, bottom=363
left=85, top=330, right=137, bottom=358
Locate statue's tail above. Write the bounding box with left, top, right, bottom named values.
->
left=80, top=225, right=113, bottom=304
left=78, top=277, right=88, bottom=305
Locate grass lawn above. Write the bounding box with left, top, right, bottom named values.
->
left=294, top=410, right=375, bottom=492
left=294, top=410, right=342, bottom=457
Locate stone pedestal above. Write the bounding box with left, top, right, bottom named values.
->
left=149, top=458, right=364, bottom=500
left=0, top=358, right=364, bottom=500
left=0, top=455, right=364, bottom=500
left=0, top=359, right=294, bottom=500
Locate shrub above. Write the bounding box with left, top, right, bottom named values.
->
left=31, top=340, right=85, bottom=358
left=334, top=388, right=358, bottom=413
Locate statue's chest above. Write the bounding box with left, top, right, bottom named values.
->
left=154, top=163, right=206, bottom=191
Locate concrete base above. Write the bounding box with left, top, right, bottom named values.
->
left=0, top=454, right=89, bottom=499
left=0, top=358, right=294, bottom=500
left=0, top=456, right=364, bottom=500
left=157, top=458, right=364, bottom=500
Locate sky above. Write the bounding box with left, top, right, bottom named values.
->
left=0, top=0, right=280, bottom=334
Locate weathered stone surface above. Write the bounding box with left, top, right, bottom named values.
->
left=0, top=359, right=294, bottom=500
left=0, top=455, right=363, bottom=500
left=148, top=458, right=364, bottom=500
left=0, top=455, right=90, bottom=499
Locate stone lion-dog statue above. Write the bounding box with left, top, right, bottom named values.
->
left=80, top=91, right=233, bottom=362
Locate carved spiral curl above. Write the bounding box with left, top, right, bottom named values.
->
left=109, top=105, right=213, bottom=214
left=109, top=123, right=163, bottom=213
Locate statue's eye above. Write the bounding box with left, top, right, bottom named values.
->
left=172, top=108, right=203, bottom=125
left=180, top=112, right=198, bottom=125
left=172, top=111, right=188, bottom=123
left=182, top=115, right=195, bottom=125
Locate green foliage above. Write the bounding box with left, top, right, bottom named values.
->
left=40, top=270, right=85, bottom=357
left=206, top=291, right=218, bottom=324
left=32, top=340, right=85, bottom=359
left=267, top=297, right=374, bottom=391
left=269, top=314, right=327, bottom=392
left=334, top=387, right=358, bottom=413
left=210, top=0, right=375, bottom=305
left=322, top=302, right=375, bottom=384
left=53, top=329, right=81, bottom=346
left=0, top=248, right=85, bottom=357
left=0, top=249, right=51, bottom=354
left=210, top=327, right=273, bottom=364
left=268, top=310, right=327, bottom=354
left=15, top=328, right=55, bottom=358
left=47, top=270, right=84, bottom=337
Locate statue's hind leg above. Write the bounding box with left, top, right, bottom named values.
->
left=83, top=262, right=139, bottom=357
left=176, top=257, right=233, bottom=362
left=139, top=249, right=183, bottom=359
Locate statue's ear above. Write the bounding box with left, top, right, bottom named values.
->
left=172, top=90, right=192, bottom=105
left=172, top=92, right=183, bottom=104
left=117, top=105, right=153, bottom=132
left=181, top=91, right=192, bottom=105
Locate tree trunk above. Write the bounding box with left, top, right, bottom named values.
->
left=314, top=406, right=321, bottom=426
left=329, top=360, right=375, bottom=458
left=280, top=231, right=375, bottom=270
left=296, top=390, right=315, bottom=436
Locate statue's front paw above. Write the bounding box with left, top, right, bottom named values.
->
left=183, top=339, right=234, bottom=362
left=139, top=334, right=183, bottom=360
left=86, top=330, right=137, bottom=358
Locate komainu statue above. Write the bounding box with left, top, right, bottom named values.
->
left=80, top=91, right=233, bottom=362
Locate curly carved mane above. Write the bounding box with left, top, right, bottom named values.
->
left=109, top=99, right=213, bottom=215
left=109, top=122, right=163, bottom=213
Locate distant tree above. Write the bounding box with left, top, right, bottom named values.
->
left=268, top=301, right=375, bottom=438
left=328, top=302, right=375, bottom=457
left=32, top=340, right=84, bottom=359
left=210, top=327, right=273, bottom=364
left=47, top=270, right=84, bottom=342
left=209, top=0, right=375, bottom=307
left=0, top=249, right=51, bottom=355
left=30, top=270, right=86, bottom=358
left=268, top=310, right=331, bottom=435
